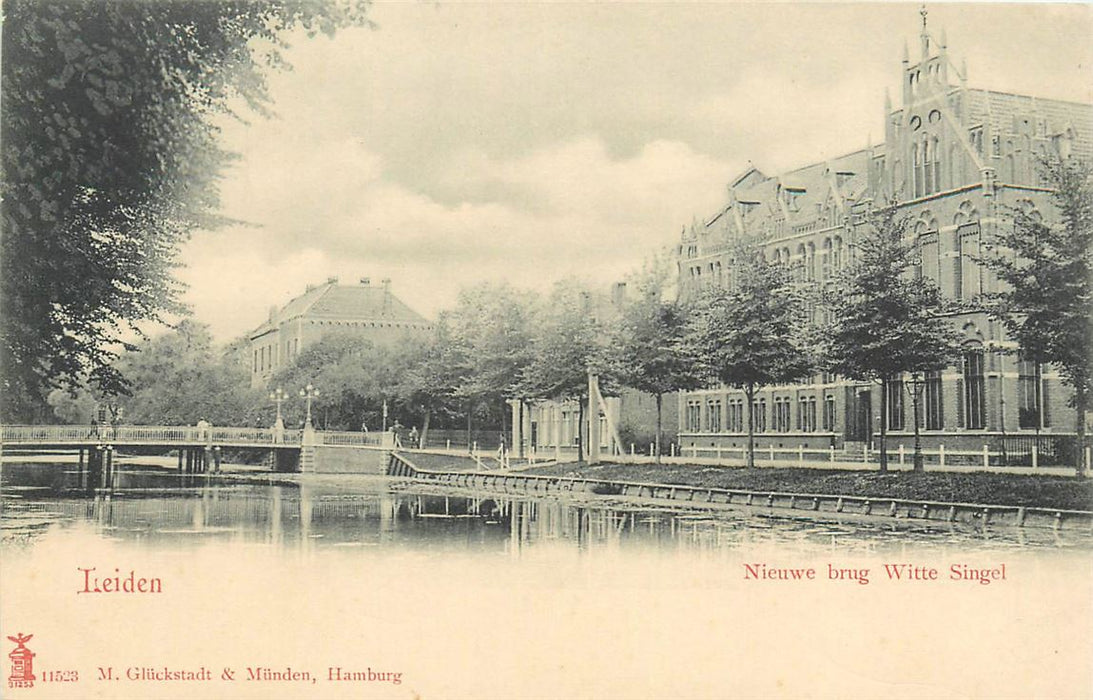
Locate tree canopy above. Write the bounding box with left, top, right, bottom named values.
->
left=613, top=263, right=701, bottom=461
left=983, top=156, right=1093, bottom=474
left=823, top=203, right=962, bottom=471
left=0, top=0, right=370, bottom=421
left=684, top=246, right=813, bottom=467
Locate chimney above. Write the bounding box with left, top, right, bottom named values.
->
left=360, top=277, right=371, bottom=286
left=326, top=276, right=338, bottom=285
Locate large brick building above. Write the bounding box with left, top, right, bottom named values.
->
left=675, top=23, right=1091, bottom=459
left=249, top=277, right=432, bottom=388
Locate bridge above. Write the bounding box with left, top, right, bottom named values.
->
left=0, top=424, right=385, bottom=449
left=0, top=424, right=393, bottom=478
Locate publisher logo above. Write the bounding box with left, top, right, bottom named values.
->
left=7, top=633, right=36, bottom=689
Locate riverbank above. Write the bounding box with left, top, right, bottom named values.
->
left=520, top=461, right=1093, bottom=512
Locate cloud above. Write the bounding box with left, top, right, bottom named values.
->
left=185, top=131, right=732, bottom=339
left=178, top=2, right=1093, bottom=341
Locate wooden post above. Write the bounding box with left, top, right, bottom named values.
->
left=797, top=444, right=804, bottom=467
left=588, top=374, right=601, bottom=466
left=939, top=444, right=946, bottom=468
left=899, top=444, right=905, bottom=465
left=830, top=445, right=836, bottom=463
left=982, top=444, right=989, bottom=469
left=1031, top=443, right=1038, bottom=469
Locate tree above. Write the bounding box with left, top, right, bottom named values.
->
left=396, top=319, right=466, bottom=447
left=112, top=321, right=266, bottom=426
left=685, top=246, right=813, bottom=468
left=824, top=204, right=962, bottom=472
left=983, top=157, right=1093, bottom=476
left=271, top=332, right=405, bottom=431
left=521, top=280, right=611, bottom=462
left=613, top=262, right=702, bottom=463
left=447, top=282, right=535, bottom=444
left=1, top=1, right=370, bottom=421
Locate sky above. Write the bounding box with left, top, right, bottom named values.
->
left=176, top=2, right=1093, bottom=342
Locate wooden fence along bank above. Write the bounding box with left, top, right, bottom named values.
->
left=385, top=453, right=1093, bottom=532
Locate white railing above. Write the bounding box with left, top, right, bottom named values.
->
left=318, top=430, right=385, bottom=447
left=0, top=424, right=398, bottom=450
left=677, top=443, right=1080, bottom=469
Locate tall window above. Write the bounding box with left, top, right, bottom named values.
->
left=798, top=396, right=817, bottom=432
left=686, top=401, right=702, bottom=432
left=918, top=232, right=939, bottom=283
left=773, top=398, right=791, bottom=432
left=924, top=370, right=944, bottom=430
left=885, top=378, right=905, bottom=431
left=727, top=400, right=743, bottom=433
left=823, top=395, right=837, bottom=432
left=955, top=223, right=982, bottom=301
left=962, top=348, right=986, bottom=430
left=1017, top=357, right=1048, bottom=429
left=707, top=400, right=722, bottom=433
left=752, top=399, right=767, bottom=433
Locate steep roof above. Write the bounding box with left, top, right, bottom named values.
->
left=963, top=89, right=1093, bottom=162
left=250, top=281, right=428, bottom=338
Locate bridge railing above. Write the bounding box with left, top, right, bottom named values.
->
left=318, top=430, right=385, bottom=447
left=0, top=425, right=391, bottom=449
left=0, top=424, right=297, bottom=446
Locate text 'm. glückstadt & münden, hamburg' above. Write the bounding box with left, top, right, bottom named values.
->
left=96, top=667, right=403, bottom=685
left=743, top=562, right=1009, bottom=586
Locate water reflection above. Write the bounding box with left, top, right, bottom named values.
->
left=1, top=462, right=1089, bottom=555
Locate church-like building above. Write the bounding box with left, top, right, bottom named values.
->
left=675, top=21, right=1091, bottom=461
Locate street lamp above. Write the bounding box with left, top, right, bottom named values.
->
left=269, top=387, right=288, bottom=425
left=300, top=383, right=320, bottom=428
left=905, top=372, right=926, bottom=473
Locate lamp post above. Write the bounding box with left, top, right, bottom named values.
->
left=906, top=373, right=926, bottom=472
left=300, top=383, right=320, bottom=429
left=269, top=387, right=288, bottom=425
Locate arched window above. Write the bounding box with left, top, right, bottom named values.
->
left=821, top=238, right=833, bottom=280
left=961, top=345, right=986, bottom=430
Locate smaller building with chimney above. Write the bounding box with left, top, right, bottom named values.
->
left=249, top=277, right=432, bottom=388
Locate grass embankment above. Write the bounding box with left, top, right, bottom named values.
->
left=521, top=462, right=1093, bottom=512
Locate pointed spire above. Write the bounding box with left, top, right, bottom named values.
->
left=919, top=4, right=931, bottom=59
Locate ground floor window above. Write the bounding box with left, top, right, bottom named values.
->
left=885, top=379, right=904, bottom=431
left=752, top=399, right=767, bottom=433
left=773, top=398, right=791, bottom=432
left=823, top=395, right=836, bottom=432
left=798, top=396, right=817, bottom=432
left=1017, top=356, right=1049, bottom=429
left=707, top=400, right=722, bottom=432
left=925, top=370, right=943, bottom=430
left=686, top=401, right=701, bottom=432
left=963, top=348, right=986, bottom=430
left=727, top=400, right=744, bottom=433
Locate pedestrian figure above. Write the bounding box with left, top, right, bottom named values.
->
left=408, top=426, right=419, bottom=448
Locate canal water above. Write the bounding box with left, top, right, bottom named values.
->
left=2, top=460, right=1091, bottom=700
